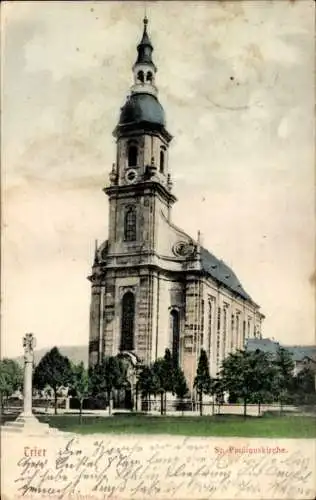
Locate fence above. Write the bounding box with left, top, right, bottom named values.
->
left=139, top=400, right=316, bottom=416
left=3, top=397, right=69, bottom=411
left=2, top=397, right=315, bottom=417
left=69, top=397, right=108, bottom=410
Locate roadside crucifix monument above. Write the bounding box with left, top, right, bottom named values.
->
left=2, top=333, right=52, bottom=435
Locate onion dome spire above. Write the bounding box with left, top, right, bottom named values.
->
left=134, top=16, right=156, bottom=70
left=129, top=16, right=158, bottom=98
left=114, top=15, right=173, bottom=140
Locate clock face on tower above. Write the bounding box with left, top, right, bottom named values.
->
left=125, top=169, right=138, bottom=184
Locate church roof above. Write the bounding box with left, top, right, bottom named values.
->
left=246, top=338, right=280, bottom=354
left=119, top=92, right=166, bottom=127
left=200, top=247, right=252, bottom=302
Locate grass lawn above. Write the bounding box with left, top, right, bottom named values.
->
left=35, top=413, right=316, bottom=438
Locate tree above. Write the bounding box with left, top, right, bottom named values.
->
left=152, top=358, right=167, bottom=415
left=152, top=348, right=178, bottom=415
left=220, top=349, right=276, bottom=418
left=174, top=367, right=189, bottom=415
left=162, top=349, right=175, bottom=388
left=210, top=377, right=224, bottom=415
left=174, top=367, right=189, bottom=399
left=137, top=366, right=159, bottom=411
left=162, top=348, right=176, bottom=411
left=33, top=347, right=72, bottom=415
left=273, top=346, right=295, bottom=413
left=292, top=366, right=316, bottom=405
left=90, top=356, right=127, bottom=416
left=248, top=350, right=277, bottom=415
left=194, top=349, right=211, bottom=416
left=295, top=366, right=315, bottom=394
left=41, top=385, right=54, bottom=413
left=0, top=359, right=23, bottom=408
left=70, top=362, right=90, bottom=424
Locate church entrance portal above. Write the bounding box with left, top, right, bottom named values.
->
left=113, top=352, right=139, bottom=410
left=114, top=382, right=133, bottom=410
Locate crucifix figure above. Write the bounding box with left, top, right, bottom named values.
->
left=22, top=333, right=36, bottom=417
left=2, top=332, right=52, bottom=434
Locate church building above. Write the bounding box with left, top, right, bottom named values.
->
left=88, top=18, right=264, bottom=393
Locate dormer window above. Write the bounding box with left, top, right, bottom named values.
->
left=159, top=147, right=165, bottom=173
left=128, top=143, right=138, bottom=167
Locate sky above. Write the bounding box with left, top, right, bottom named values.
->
left=2, top=0, right=315, bottom=358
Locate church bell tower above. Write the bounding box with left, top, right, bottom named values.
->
left=106, top=16, right=176, bottom=252
left=89, top=17, right=177, bottom=367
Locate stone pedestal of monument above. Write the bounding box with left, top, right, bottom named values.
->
left=2, top=333, right=58, bottom=436
left=3, top=414, right=51, bottom=435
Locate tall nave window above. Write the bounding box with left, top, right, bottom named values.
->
left=208, top=300, right=213, bottom=359
left=231, top=314, right=235, bottom=349
left=216, top=307, right=221, bottom=367
left=222, top=307, right=227, bottom=359
left=170, top=309, right=180, bottom=366
left=124, top=206, right=137, bottom=241
left=120, top=292, right=135, bottom=351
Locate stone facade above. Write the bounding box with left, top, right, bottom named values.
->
left=88, top=18, right=264, bottom=393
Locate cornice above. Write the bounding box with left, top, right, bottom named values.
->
left=113, top=121, right=173, bottom=143
left=103, top=180, right=177, bottom=204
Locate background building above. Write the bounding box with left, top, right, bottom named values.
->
left=246, top=338, right=316, bottom=376
left=88, top=18, right=264, bottom=392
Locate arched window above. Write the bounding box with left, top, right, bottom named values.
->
left=146, top=71, right=153, bottom=83
left=159, top=149, right=165, bottom=173
left=216, top=307, right=221, bottom=367
left=208, top=300, right=213, bottom=358
left=137, top=70, right=144, bottom=83
left=128, top=144, right=138, bottom=167
left=222, top=307, right=227, bottom=359
left=124, top=206, right=137, bottom=241
left=120, top=292, right=135, bottom=351
left=170, top=309, right=180, bottom=366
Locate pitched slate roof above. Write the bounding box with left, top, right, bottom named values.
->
left=200, top=247, right=252, bottom=302
left=285, top=345, right=316, bottom=362
left=246, top=338, right=316, bottom=362
left=246, top=338, right=280, bottom=354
